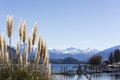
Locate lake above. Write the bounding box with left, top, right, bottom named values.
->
left=54, top=73, right=120, bottom=80
left=51, top=64, right=120, bottom=80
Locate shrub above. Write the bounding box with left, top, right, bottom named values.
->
left=88, top=55, right=102, bottom=65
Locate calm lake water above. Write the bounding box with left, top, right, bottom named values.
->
left=52, top=64, right=120, bottom=80
left=54, top=73, right=120, bottom=80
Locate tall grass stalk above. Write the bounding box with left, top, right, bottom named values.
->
left=7, top=15, right=14, bottom=66
left=0, top=34, right=3, bottom=63
left=32, top=23, right=38, bottom=46
left=19, top=19, right=23, bottom=55
left=0, top=16, right=52, bottom=80
left=31, top=23, right=38, bottom=64
left=7, top=15, right=14, bottom=46
left=28, top=35, right=32, bottom=63
left=23, top=20, right=27, bottom=51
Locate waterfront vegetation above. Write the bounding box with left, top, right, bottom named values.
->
left=0, top=15, right=52, bottom=80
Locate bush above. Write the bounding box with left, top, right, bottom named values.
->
left=88, top=55, right=102, bottom=65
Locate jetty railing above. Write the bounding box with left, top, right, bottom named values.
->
left=51, top=64, right=120, bottom=75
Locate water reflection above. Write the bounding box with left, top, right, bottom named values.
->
left=55, top=73, right=120, bottom=80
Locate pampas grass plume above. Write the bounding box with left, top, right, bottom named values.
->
left=47, top=63, right=51, bottom=77
left=24, top=49, right=28, bottom=64
left=0, top=34, right=3, bottom=50
left=35, top=51, right=40, bottom=64
left=19, top=19, right=23, bottom=40
left=17, top=42, right=20, bottom=54
left=7, top=15, right=10, bottom=37
left=38, top=34, right=42, bottom=52
left=3, top=36, right=7, bottom=52
left=32, top=23, right=38, bottom=46
left=23, top=21, right=27, bottom=43
left=0, top=34, right=4, bottom=61
left=7, top=15, right=14, bottom=38
left=28, top=35, right=32, bottom=53
left=20, top=54, right=23, bottom=64
left=5, top=52, right=9, bottom=64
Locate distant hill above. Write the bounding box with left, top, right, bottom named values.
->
left=62, top=57, right=84, bottom=64
left=7, top=45, right=100, bottom=62
left=50, top=57, right=84, bottom=64
left=49, top=47, right=99, bottom=61
left=18, top=45, right=99, bottom=61
left=95, top=45, right=120, bottom=61
left=8, top=44, right=120, bottom=62
left=7, top=46, right=17, bottom=63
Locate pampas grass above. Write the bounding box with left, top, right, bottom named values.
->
left=28, top=35, right=32, bottom=53
left=3, top=36, right=7, bottom=52
left=0, top=35, right=2, bottom=63
left=31, top=23, right=38, bottom=63
left=17, top=42, right=20, bottom=54
left=5, top=52, right=9, bottom=64
left=23, top=21, right=27, bottom=44
left=0, top=16, right=52, bottom=80
left=7, top=15, right=14, bottom=46
left=19, top=20, right=23, bottom=43
left=0, top=34, right=3, bottom=50
left=32, top=23, right=38, bottom=46
left=0, top=34, right=4, bottom=62
left=38, top=34, right=42, bottom=52
left=23, top=49, right=28, bottom=64
left=7, top=15, right=14, bottom=63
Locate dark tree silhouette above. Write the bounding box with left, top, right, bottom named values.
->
left=108, top=52, right=114, bottom=64
left=88, top=55, right=102, bottom=65
left=114, top=49, right=120, bottom=63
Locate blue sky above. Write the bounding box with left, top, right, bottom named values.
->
left=0, top=0, right=120, bottom=50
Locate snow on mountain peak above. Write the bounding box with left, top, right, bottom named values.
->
left=49, top=47, right=100, bottom=61
left=49, top=47, right=99, bottom=54
left=83, top=48, right=99, bottom=54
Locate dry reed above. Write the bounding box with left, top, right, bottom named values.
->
left=3, top=36, right=7, bottom=52
left=23, top=49, right=28, bottom=64
left=38, top=34, right=42, bottom=52
left=5, top=52, right=9, bottom=64
left=19, top=19, right=23, bottom=41
left=0, top=34, right=3, bottom=50
left=7, top=15, right=14, bottom=45
left=0, top=34, right=4, bottom=62
left=32, top=23, right=38, bottom=46
left=28, top=35, right=32, bottom=53
left=23, top=21, right=27, bottom=43
left=17, top=42, right=20, bottom=54
left=0, top=16, right=52, bottom=80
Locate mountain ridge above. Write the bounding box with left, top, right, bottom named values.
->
left=49, top=47, right=99, bottom=61
left=95, top=45, right=120, bottom=61
left=8, top=44, right=120, bottom=62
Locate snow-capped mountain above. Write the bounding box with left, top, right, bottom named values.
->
left=10, top=44, right=120, bottom=62
left=17, top=44, right=99, bottom=61
left=49, top=47, right=99, bottom=54
left=95, top=45, right=120, bottom=61
left=49, top=47, right=99, bottom=61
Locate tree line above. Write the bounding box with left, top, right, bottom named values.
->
left=108, top=49, right=120, bottom=64
left=87, top=49, right=120, bottom=65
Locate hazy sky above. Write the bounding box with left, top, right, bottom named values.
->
left=0, top=0, right=120, bottom=50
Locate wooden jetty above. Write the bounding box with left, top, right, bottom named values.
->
left=51, top=64, right=120, bottom=75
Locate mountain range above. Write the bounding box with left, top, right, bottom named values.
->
left=7, top=44, right=120, bottom=62
left=96, top=45, right=120, bottom=61
left=49, top=45, right=120, bottom=61
left=49, top=47, right=99, bottom=61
